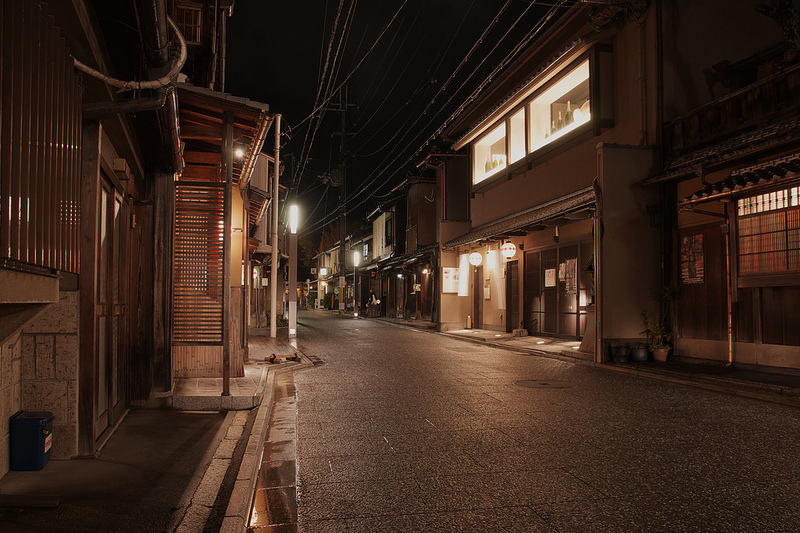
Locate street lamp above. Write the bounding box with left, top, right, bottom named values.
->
left=353, top=250, right=360, bottom=316
left=288, top=204, right=298, bottom=338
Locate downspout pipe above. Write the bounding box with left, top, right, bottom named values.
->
left=136, top=0, right=171, bottom=68
left=593, top=176, right=603, bottom=364
left=82, top=86, right=168, bottom=120
left=75, top=10, right=185, bottom=173
left=724, top=204, right=734, bottom=366
left=73, top=16, right=186, bottom=92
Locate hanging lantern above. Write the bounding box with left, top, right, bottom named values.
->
left=500, top=242, right=517, bottom=258
left=469, top=252, right=483, bottom=266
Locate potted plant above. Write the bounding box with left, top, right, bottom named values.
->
left=610, top=344, right=630, bottom=362
left=641, top=311, right=673, bottom=362
left=628, top=342, right=649, bottom=362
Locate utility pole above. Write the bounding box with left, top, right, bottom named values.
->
left=326, top=87, right=356, bottom=314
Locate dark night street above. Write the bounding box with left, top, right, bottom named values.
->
left=279, top=310, right=800, bottom=531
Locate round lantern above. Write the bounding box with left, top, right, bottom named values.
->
left=500, top=242, right=517, bottom=258
left=469, top=252, right=483, bottom=266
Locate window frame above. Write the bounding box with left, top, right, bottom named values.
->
left=735, top=186, right=800, bottom=287
left=469, top=47, right=613, bottom=192
left=174, top=2, right=203, bottom=45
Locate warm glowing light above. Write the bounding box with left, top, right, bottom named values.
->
left=422, top=268, right=429, bottom=274
left=353, top=251, right=360, bottom=267
left=537, top=341, right=545, bottom=344
left=397, top=273, right=403, bottom=279
left=234, top=148, right=244, bottom=158
left=320, top=281, right=326, bottom=287
left=469, top=252, right=483, bottom=266
left=500, top=242, right=517, bottom=258
left=320, top=267, right=327, bottom=276
left=289, top=205, right=299, bottom=234
left=252, top=268, right=258, bottom=280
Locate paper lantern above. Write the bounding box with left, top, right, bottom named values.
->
left=469, top=252, right=483, bottom=266
left=500, top=242, right=517, bottom=258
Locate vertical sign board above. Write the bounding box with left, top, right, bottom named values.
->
left=442, top=267, right=460, bottom=293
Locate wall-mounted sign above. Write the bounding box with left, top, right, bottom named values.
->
left=545, top=268, right=556, bottom=287
left=442, top=267, right=459, bottom=293
left=681, top=234, right=704, bottom=284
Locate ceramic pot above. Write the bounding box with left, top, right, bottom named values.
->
left=611, top=345, right=630, bottom=362
left=652, top=348, right=669, bottom=362
left=630, top=347, right=649, bottom=362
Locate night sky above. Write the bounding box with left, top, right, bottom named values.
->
left=226, top=0, right=570, bottom=238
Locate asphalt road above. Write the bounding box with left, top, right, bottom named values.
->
left=291, top=310, right=800, bottom=531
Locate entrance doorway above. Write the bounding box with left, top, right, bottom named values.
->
left=524, top=241, right=592, bottom=337
left=94, top=179, right=127, bottom=440
left=472, top=265, right=483, bottom=328
left=506, top=260, right=519, bottom=332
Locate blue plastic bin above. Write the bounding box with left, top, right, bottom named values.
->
left=10, top=411, right=54, bottom=471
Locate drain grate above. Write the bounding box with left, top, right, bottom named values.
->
left=514, top=379, right=573, bottom=389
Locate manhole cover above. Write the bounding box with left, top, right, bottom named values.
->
left=514, top=380, right=574, bottom=389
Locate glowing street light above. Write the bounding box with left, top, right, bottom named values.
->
left=288, top=204, right=299, bottom=338
left=353, top=251, right=360, bottom=316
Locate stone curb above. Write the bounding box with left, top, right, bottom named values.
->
left=221, top=355, right=314, bottom=533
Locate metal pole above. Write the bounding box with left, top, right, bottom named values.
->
left=288, top=214, right=298, bottom=338
left=270, top=115, right=281, bottom=338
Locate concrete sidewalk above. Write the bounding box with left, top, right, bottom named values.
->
left=0, top=330, right=312, bottom=533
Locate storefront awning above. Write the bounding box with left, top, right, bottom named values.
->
left=679, top=152, right=800, bottom=208
left=443, top=187, right=595, bottom=248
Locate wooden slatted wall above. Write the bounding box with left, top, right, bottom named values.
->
left=0, top=0, right=81, bottom=273
left=173, top=182, right=225, bottom=343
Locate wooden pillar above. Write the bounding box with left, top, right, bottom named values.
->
left=222, top=111, right=233, bottom=395
left=78, top=121, right=100, bottom=456
left=153, top=170, right=174, bottom=390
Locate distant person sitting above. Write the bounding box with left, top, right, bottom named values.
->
left=367, top=289, right=379, bottom=317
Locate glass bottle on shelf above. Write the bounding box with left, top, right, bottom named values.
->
left=556, top=111, right=563, bottom=131
left=551, top=120, right=556, bottom=135
left=565, top=101, right=573, bottom=125
left=485, top=154, right=492, bottom=173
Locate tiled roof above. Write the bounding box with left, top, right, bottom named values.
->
left=444, top=186, right=594, bottom=248
left=680, top=152, right=800, bottom=206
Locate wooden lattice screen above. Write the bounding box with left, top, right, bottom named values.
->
left=738, top=205, right=800, bottom=275
left=1, top=0, right=81, bottom=273
left=173, top=182, right=225, bottom=343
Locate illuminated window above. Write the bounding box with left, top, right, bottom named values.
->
left=174, top=3, right=202, bottom=44
left=529, top=59, right=591, bottom=153
left=737, top=187, right=800, bottom=274
left=509, top=108, right=526, bottom=165
left=474, top=123, right=507, bottom=185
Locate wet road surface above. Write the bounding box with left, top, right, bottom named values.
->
left=278, top=311, right=800, bottom=531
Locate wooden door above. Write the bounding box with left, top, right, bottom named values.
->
left=94, top=181, right=127, bottom=439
